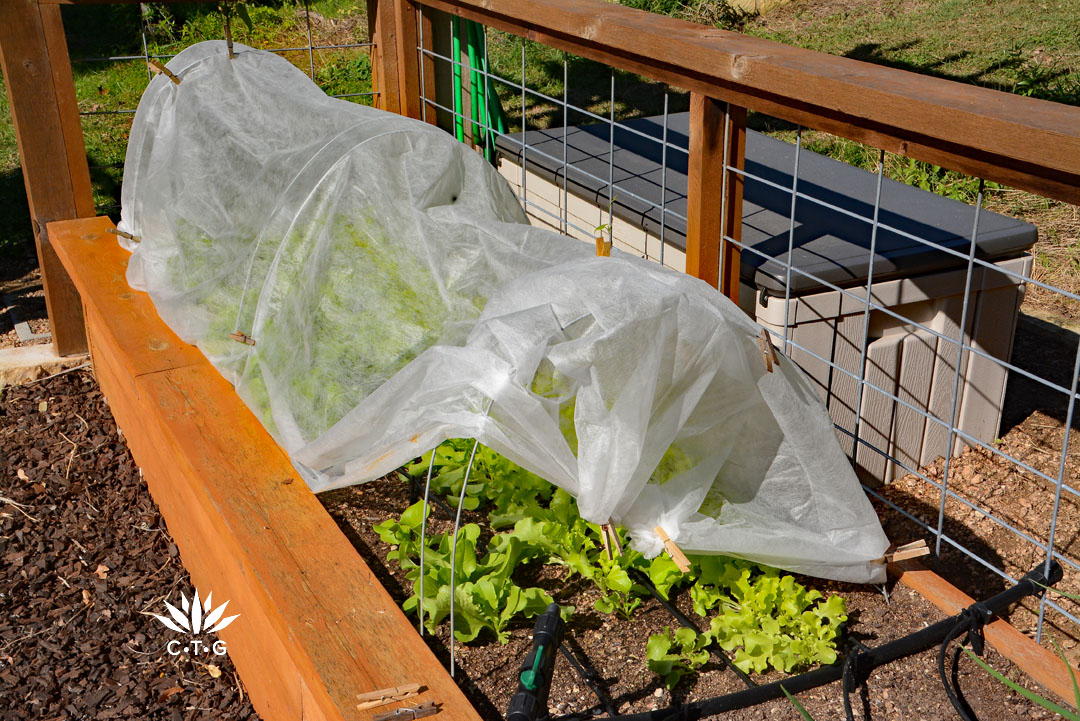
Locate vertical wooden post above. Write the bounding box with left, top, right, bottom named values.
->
left=366, top=0, right=382, bottom=108
left=0, top=0, right=93, bottom=356
left=371, top=0, right=423, bottom=119
left=721, top=104, right=746, bottom=303
left=418, top=4, right=437, bottom=125
left=393, top=0, right=422, bottom=120
left=685, top=92, right=745, bottom=306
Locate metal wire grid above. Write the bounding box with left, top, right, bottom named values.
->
left=70, top=1, right=378, bottom=212
left=414, top=10, right=1080, bottom=642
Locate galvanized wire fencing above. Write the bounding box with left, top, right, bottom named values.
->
left=65, top=1, right=377, bottom=215
left=412, top=7, right=1080, bottom=645
left=36, top=0, right=1080, bottom=649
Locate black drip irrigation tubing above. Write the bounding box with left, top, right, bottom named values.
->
left=629, top=568, right=757, bottom=690
left=552, top=561, right=1062, bottom=721
left=404, top=478, right=1062, bottom=721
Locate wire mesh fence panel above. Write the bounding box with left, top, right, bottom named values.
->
left=412, top=7, right=1080, bottom=645
left=45, top=0, right=1080, bottom=648
left=63, top=1, right=377, bottom=216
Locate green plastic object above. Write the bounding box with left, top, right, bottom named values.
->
left=451, top=16, right=464, bottom=142
left=519, top=644, right=545, bottom=690
left=448, top=19, right=509, bottom=164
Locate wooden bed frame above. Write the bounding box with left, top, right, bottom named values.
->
left=46, top=215, right=1080, bottom=720
left=4, top=0, right=1079, bottom=717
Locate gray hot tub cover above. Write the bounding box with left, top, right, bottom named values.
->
left=118, top=41, right=889, bottom=583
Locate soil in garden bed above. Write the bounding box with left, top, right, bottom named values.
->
left=1, top=369, right=259, bottom=720
left=321, top=477, right=1063, bottom=721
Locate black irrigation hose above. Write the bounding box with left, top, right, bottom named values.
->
left=628, top=569, right=757, bottom=690
left=407, top=474, right=1056, bottom=721
left=937, top=600, right=995, bottom=721
left=559, top=644, right=619, bottom=716
left=568, top=561, right=1061, bottom=721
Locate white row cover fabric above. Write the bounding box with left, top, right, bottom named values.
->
left=119, top=41, right=889, bottom=583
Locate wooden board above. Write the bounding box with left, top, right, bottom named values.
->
left=393, top=0, right=423, bottom=120
left=685, top=93, right=724, bottom=290
left=419, top=0, right=1080, bottom=203
left=892, top=560, right=1080, bottom=706
left=48, top=217, right=484, bottom=721
left=0, top=0, right=93, bottom=356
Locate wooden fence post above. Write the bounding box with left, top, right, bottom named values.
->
left=393, top=0, right=423, bottom=120
left=418, top=3, right=436, bottom=125
left=371, top=0, right=423, bottom=119
left=685, top=92, right=745, bottom=306
left=721, top=103, right=746, bottom=303
left=0, top=0, right=94, bottom=356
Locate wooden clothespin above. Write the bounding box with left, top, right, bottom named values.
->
left=147, top=59, right=180, bottom=85
left=883, top=539, right=930, bottom=564
left=223, top=7, right=235, bottom=60
left=373, top=701, right=438, bottom=721
left=229, top=331, right=256, bottom=346
left=599, top=523, right=623, bottom=560
left=654, top=526, right=691, bottom=572
left=106, top=227, right=141, bottom=243
left=356, top=683, right=421, bottom=711
left=595, top=236, right=612, bottom=257
left=758, top=328, right=779, bottom=373
left=608, top=524, right=624, bottom=556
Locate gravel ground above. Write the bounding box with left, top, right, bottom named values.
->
left=0, top=370, right=258, bottom=720
left=0, top=269, right=51, bottom=350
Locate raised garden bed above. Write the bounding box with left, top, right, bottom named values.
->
left=43, top=214, right=1079, bottom=721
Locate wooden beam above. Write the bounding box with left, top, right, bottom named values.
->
left=720, top=103, right=745, bottom=304
left=393, top=0, right=423, bottom=120
left=0, top=0, right=93, bottom=356
left=419, top=0, right=1080, bottom=204
left=418, top=2, right=437, bottom=125
left=892, top=559, right=1080, bottom=706
left=685, top=93, right=724, bottom=289
left=372, top=0, right=402, bottom=114
left=48, top=216, right=486, bottom=721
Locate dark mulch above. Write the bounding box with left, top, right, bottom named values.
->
left=0, top=369, right=259, bottom=721
left=321, top=477, right=1061, bottom=721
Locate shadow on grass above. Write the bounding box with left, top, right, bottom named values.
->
left=843, top=41, right=1080, bottom=106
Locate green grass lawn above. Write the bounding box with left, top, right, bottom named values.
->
left=748, top=0, right=1080, bottom=106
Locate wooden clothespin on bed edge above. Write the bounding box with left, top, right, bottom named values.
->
left=147, top=59, right=181, bottom=85
left=883, top=538, right=930, bottom=564
left=106, top=227, right=141, bottom=244
left=758, top=328, right=779, bottom=373
left=654, top=526, right=691, bottom=573
left=356, top=683, right=422, bottom=711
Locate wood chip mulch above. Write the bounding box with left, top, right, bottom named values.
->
left=0, top=369, right=259, bottom=721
